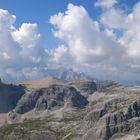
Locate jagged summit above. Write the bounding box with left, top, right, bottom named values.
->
left=60, top=69, right=90, bottom=82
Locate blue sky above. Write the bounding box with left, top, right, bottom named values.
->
left=0, top=0, right=139, bottom=49
left=1, top=0, right=140, bottom=83
left=0, top=0, right=96, bottom=49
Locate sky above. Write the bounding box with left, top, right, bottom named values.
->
left=0, top=0, right=140, bottom=84
left=0, top=0, right=138, bottom=49
left=0, top=0, right=99, bottom=49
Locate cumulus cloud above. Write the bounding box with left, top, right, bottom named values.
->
left=0, top=9, right=48, bottom=82
left=0, top=9, right=22, bottom=70
left=1, top=2, right=140, bottom=84
left=51, top=45, right=68, bottom=62
left=50, top=4, right=123, bottom=65
left=99, top=1, right=140, bottom=60
left=100, top=8, right=126, bottom=28
left=119, top=2, right=140, bottom=59
left=12, top=23, right=47, bottom=66
left=94, top=0, right=117, bottom=9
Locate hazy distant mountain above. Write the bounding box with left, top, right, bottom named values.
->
left=2, top=68, right=91, bottom=84
left=60, top=69, right=91, bottom=82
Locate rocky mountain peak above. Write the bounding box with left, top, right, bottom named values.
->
left=60, top=69, right=89, bottom=82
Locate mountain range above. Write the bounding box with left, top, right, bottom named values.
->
left=0, top=76, right=140, bottom=140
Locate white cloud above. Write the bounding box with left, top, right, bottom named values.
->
left=0, top=9, right=22, bottom=69
left=50, top=4, right=122, bottom=65
left=104, top=28, right=116, bottom=40
left=0, top=9, right=16, bottom=28
left=12, top=23, right=47, bottom=66
left=50, top=4, right=134, bottom=82
left=0, top=9, right=48, bottom=82
left=1, top=2, right=140, bottom=84
left=100, top=8, right=126, bottom=28
left=118, top=2, right=140, bottom=59
left=52, top=45, right=68, bottom=62
left=94, top=0, right=117, bottom=9
left=100, top=1, right=140, bottom=82
left=100, top=1, right=140, bottom=59
left=12, top=23, right=41, bottom=49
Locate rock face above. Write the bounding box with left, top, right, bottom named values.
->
left=1, top=78, right=140, bottom=140
left=69, top=80, right=97, bottom=95
left=101, top=100, right=140, bottom=140
left=0, top=80, right=25, bottom=113
left=14, top=85, right=88, bottom=114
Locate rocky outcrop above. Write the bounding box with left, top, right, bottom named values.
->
left=0, top=80, right=25, bottom=113
left=14, top=85, right=88, bottom=114
left=69, top=80, right=97, bottom=95
left=101, top=100, right=140, bottom=140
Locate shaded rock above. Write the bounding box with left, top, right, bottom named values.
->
left=14, top=85, right=88, bottom=114
left=0, top=81, right=25, bottom=113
